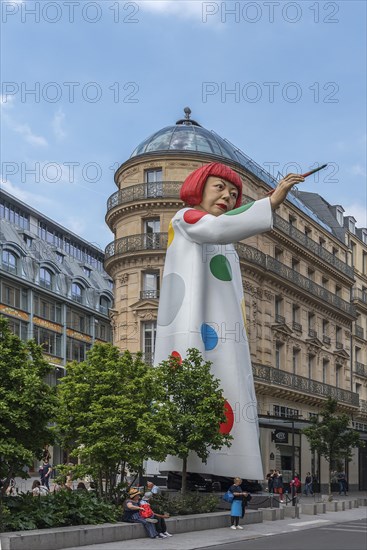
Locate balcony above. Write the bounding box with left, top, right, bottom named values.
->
left=105, top=234, right=356, bottom=318
left=355, top=362, right=367, bottom=377
left=292, top=321, right=302, bottom=332
left=355, top=325, right=364, bottom=339
left=140, top=290, right=160, bottom=300
left=105, top=233, right=168, bottom=261
left=308, top=329, right=318, bottom=338
left=323, top=335, right=331, bottom=345
left=106, top=184, right=354, bottom=279
left=106, top=182, right=183, bottom=212
left=335, top=342, right=344, bottom=350
left=253, top=363, right=359, bottom=407
left=273, top=214, right=354, bottom=279
left=352, top=288, right=367, bottom=305
left=275, top=314, right=285, bottom=324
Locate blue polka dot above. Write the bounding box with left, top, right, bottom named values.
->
left=201, top=323, right=218, bottom=351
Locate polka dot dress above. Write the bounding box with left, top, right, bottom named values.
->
left=154, top=198, right=273, bottom=479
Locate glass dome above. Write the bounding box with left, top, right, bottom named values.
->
left=130, top=113, right=332, bottom=233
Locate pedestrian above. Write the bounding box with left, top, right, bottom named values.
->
left=290, top=473, right=301, bottom=504
left=273, top=470, right=284, bottom=502
left=303, top=472, right=314, bottom=496
left=76, top=482, right=88, bottom=492
left=121, top=488, right=158, bottom=539
left=337, top=471, right=348, bottom=496
left=154, top=162, right=305, bottom=478
left=228, top=477, right=250, bottom=529
left=266, top=470, right=275, bottom=493
left=41, top=458, right=52, bottom=490
left=146, top=480, right=160, bottom=495
left=32, top=479, right=48, bottom=496
left=140, top=491, right=173, bottom=538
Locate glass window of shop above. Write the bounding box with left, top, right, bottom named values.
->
left=66, top=337, right=90, bottom=362
left=66, top=307, right=91, bottom=334
left=33, top=325, right=62, bottom=357
left=1, top=281, right=28, bottom=310
left=33, top=294, right=62, bottom=324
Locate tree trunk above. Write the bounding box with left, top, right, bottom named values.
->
left=181, top=456, right=187, bottom=495
left=328, top=464, right=332, bottom=496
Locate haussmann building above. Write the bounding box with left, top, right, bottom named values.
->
left=104, top=109, right=367, bottom=492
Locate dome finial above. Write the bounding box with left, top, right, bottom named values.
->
left=184, top=106, right=191, bottom=120
left=175, top=108, right=201, bottom=127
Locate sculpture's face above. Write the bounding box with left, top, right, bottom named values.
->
left=197, top=177, right=239, bottom=216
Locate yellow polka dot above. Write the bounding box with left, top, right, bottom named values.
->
left=241, top=298, right=248, bottom=334
left=167, top=221, right=175, bottom=247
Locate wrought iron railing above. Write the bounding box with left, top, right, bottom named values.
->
left=292, top=322, right=302, bottom=332
left=308, top=329, right=318, bottom=338
left=253, top=363, right=359, bottom=407
left=140, top=290, right=160, bottom=300
left=105, top=234, right=356, bottom=317
left=335, top=342, right=344, bottom=349
left=105, top=233, right=168, bottom=259
left=265, top=257, right=355, bottom=317
left=275, top=314, right=285, bottom=324
left=273, top=214, right=354, bottom=279
left=106, top=183, right=354, bottom=280
left=355, top=362, right=367, bottom=377
left=107, top=182, right=183, bottom=211
left=352, top=289, right=367, bottom=304
left=355, top=325, right=364, bottom=339
left=323, top=335, right=331, bottom=345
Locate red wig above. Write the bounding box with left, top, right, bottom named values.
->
left=180, top=162, right=243, bottom=209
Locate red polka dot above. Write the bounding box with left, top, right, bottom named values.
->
left=219, top=400, right=234, bottom=434
left=170, top=351, right=182, bottom=366
left=183, top=210, right=208, bottom=224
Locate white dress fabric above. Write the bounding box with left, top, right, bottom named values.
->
left=154, top=198, right=273, bottom=479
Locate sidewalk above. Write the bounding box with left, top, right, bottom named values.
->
left=61, top=505, right=367, bottom=550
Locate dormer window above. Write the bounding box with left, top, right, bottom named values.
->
left=348, top=217, right=356, bottom=234
left=40, top=267, right=52, bottom=290
left=336, top=206, right=344, bottom=226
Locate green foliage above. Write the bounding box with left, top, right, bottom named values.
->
left=302, top=397, right=365, bottom=493
left=0, top=491, right=118, bottom=532
left=0, top=317, right=58, bottom=496
left=56, top=343, right=174, bottom=501
left=156, top=348, right=233, bottom=493
left=148, top=492, right=219, bottom=516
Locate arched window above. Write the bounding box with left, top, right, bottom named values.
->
left=2, top=250, right=17, bottom=273
left=40, top=267, right=52, bottom=289
left=99, top=296, right=110, bottom=315
left=71, top=282, right=83, bottom=304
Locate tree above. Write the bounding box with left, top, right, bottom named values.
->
left=56, top=343, right=174, bottom=501
left=156, top=348, right=233, bottom=494
left=302, top=397, right=364, bottom=495
left=0, top=317, right=57, bottom=496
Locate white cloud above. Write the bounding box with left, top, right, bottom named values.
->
left=343, top=203, right=367, bottom=228
left=141, top=0, right=218, bottom=23
left=52, top=109, right=67, bottom=140
left=0, top=95, right=15, bottom=108
left=13, top=122, right=48, bottom=147
left=0, top=178, right=53, bottom=208
left=351, top=164, right=366, bottom=177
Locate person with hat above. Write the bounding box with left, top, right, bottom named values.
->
left=140, top=492, right=173, bottom=538
left=122, top=488, right=158, bottom=539
left=154, top=162, right=304, bottom=479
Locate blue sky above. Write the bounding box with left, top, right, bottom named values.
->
left=1, top=0, right=366, bottom=250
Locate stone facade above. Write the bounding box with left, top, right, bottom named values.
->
left=105, top=118, right=367, bottom=490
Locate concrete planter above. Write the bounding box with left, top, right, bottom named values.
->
left=0, top=510, right=263, bottom=550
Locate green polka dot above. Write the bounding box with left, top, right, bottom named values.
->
left=225, top=201, right=254, bottom=216
left=210, top=255, right=232, bottom=281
